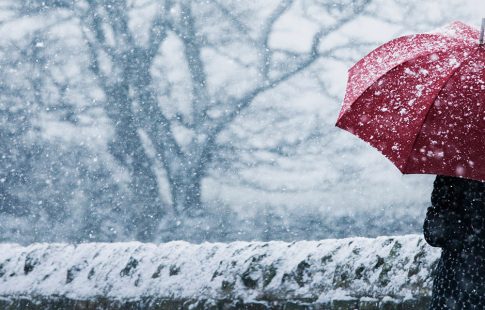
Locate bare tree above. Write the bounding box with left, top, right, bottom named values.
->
left=5, top=0, right=373, bottom=241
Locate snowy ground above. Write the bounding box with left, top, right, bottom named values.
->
left=0, top=235, right=439, bottom=308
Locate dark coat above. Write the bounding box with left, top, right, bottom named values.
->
left=424, top=175, right=485, bottom=309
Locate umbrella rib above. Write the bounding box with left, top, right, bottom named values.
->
left=401, top=46, right=482, bottom=173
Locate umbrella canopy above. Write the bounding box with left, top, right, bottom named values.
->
left=336, top=21, right=485, bottom=181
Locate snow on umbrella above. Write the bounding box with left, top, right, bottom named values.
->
left=336, top=20, right=485, bottom=181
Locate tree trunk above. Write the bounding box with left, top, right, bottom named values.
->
left=105, top=83, right=164, bottom=242
left=169, top=167, right=203, bottom=217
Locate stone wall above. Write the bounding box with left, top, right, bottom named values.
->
left=0, top=235, right=440, bottom=309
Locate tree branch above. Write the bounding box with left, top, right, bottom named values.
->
left=259, top=0, right=293, bottom=80
left=176, top=0, right=210, bottom=130
left=145, top=0, right=171, bottom=61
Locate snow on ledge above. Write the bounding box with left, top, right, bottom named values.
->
left=0, top=235, right=440, bottom=305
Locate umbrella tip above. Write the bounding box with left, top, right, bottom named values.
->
left=480, top=18, right=485, bottom=45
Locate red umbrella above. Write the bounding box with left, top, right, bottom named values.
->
left=336, top=20, right=485, bottom=181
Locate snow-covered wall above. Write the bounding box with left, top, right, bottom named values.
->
left=0, top=235, right=440, bottom=309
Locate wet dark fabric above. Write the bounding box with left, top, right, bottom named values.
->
left=424, top=175, right=485, bottom=309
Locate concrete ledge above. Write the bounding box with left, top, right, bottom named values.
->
left=0, top=235, right=440, bottom=309
left=0, top=296, right=433, bottom=309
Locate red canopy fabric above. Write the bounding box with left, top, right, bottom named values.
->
left=336, top=21, right=485, bottom=181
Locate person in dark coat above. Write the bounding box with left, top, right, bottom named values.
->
left=424, top=175, right=485, bottom=309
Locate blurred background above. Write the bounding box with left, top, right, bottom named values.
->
left=0, top=0, right=484, bottom=244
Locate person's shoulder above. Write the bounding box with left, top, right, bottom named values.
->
left=465, top=178, right=485, bottom=191
left=434, top=175, right=462, bottom=186
left=433, top=175, right=485, bottom=192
